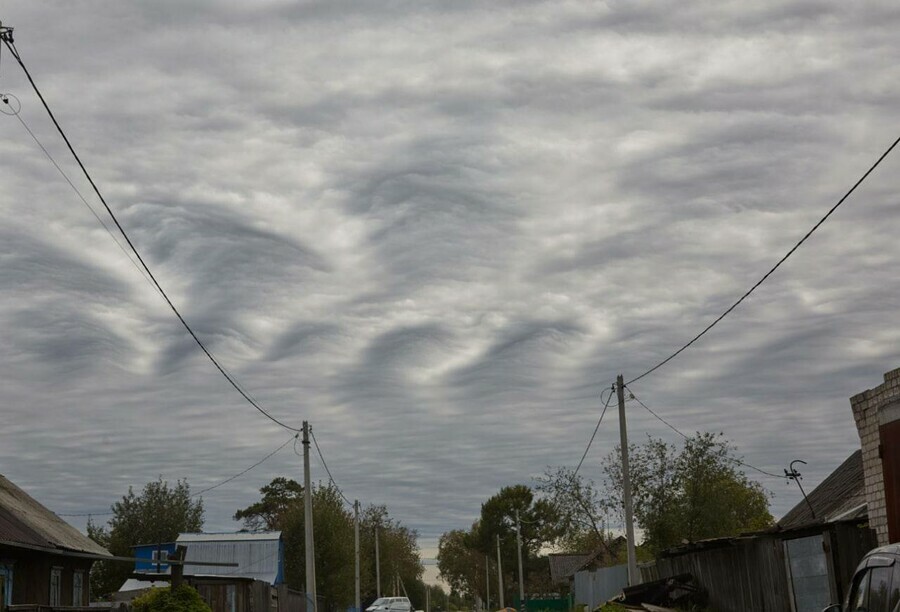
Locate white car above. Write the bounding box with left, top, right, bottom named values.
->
left=367, top=598, right=412, bottom=612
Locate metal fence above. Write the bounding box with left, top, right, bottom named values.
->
left=572, top=565, right=628, bottom=610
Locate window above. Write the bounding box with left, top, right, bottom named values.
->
left=889, top=562, right=900, bottom=611
left=49, top=567, right=62, bottom=606
left=73, top=571, right=84, bottom=606
left=869, top=565, right=892, bottom=612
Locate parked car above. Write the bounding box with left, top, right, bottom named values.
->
left=822, top=543, right=900, bottom=612
left=367, top=597, right=412, bottom=612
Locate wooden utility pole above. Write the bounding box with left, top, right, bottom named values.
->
left=485, top=555, right=490, bottom=611
left=375, top=526, right=382, bottom=598
left=170, top=546, right=187, bottom=589
left=496, top=535, right=504, bottom=610
left=515, top=512, right=525, bottom=610
left=355, top=500, right=361, bottom=612
left=303, top=421, right=318, bottom=612
left=616, top=375, right=638, bottom=584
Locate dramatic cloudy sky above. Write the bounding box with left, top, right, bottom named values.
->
left=2, top=0, right=899, bottom=569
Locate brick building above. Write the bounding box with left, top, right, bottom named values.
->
left=850, top=367, right=900, bottom=545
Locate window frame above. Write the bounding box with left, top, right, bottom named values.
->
left=49, top=567, right=62, bottom=607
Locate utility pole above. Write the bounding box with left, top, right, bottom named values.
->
left=426, top=584, right=431, bottom=612
left=485, top=555, right=490, bottom=611
left=616, top=375, right=638, bottom=585
left=496, top=535, right=504, bottom=610
left=514, top=512, right=525, bottom=609
left=375, top=526, right=381, bottom=598
left=303, top=421, right=318, bottom=612
left=355, top=500, right=361, bottom=612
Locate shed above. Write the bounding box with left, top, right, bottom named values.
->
left=177, top=532, right=284, bottom=585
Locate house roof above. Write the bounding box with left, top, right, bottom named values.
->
left=548, top=553, right=592, bottom=583
left=174, top=531, right=282, bottom=584
left=0, top=473, right=110, bottom=556
left=778, top=449, right=867, bottom=531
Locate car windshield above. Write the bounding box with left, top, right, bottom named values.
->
left=371, top=600, right=389, bottom=606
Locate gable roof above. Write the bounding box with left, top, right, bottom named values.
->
left=548, top=553, right=592, bottom=583
left=778, top=449, right=867, bottom=531
left=176, top=531, right=282, bottom=584
left=0, top=474, right=110, bottom=556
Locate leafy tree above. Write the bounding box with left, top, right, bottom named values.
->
left=132, top=584, right=210, bottom=612
left=534, top=466, right=617, bottom=554
left=436, top=528, right=482, bottom=597
left=87, top=478, right=204, bottom=599
left=601, top=432, right=773, bottom=554
left=233, top=477, right=303, bottom=532
left=235, top=478, right=423, bottom=609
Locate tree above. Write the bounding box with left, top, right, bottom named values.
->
left=601, top=432, right=773, bottom=554
left=534, top=466, right=617, bottom=554
left=132, top=584, right=211, bottom=612
left=438, top=485, right=559, bottom=605
left=87, top=478, right=204, bottom=599
left=235, top=478, right=423, bottom=609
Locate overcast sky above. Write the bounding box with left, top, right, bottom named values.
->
left=1, top=1, right=899, bottom=565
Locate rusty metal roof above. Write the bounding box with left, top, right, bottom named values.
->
left=0, top=473, right=110, bottom=556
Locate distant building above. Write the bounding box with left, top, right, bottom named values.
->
left=0, top=473, right=111, bottom=608
left=850, top=366, right=900, bottom=545
left=119, top=531, right=290, bottom=612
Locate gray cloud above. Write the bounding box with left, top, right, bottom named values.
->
left=1, top=0, right=900, bottom=559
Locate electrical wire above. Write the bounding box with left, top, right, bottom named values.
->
left=56, top=435, right=297, bottom=517
left=627, top=133, right=900, bottom=386
left=1, top=37, right=301, bottom=434
left=571, top=384, right=615, bottom=480
left=624, top=384, right=782, bottom=479
left=4, top=101, right=162, bottom=296
left=310, top=427, right=354, bottom=507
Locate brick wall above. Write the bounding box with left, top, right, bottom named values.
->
left=850, top=367, right=900, bottom=546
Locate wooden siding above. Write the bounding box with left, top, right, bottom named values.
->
left=0, top=545, right=93, bottom=607
left=639, top=523, right=877, bottom=612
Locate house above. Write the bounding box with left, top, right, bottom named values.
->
left=639, top=450, right=876, bottom=612
left=0, top=473, right=111, bottom=608
left=850, top=366, right=900, bottom=545
left=118, top=532, right=299, bottom=612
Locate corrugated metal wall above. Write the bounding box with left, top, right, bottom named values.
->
left=573, top=565, right=628, bottom=609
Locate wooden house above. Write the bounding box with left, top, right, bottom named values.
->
left=0, top=473, right=111, bottom=608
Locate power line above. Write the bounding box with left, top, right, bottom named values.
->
left=3, top=98, right=161, bottom=296
left=571, top=384, right=615, bottom=480
left=57, top=435, right=297, bottom=517
left=627, top=133, right=900, bottom=386
left=309, top=427, right=354, bottom=507
left=624, top=385, right=782, bottom=479
left=1, top=36, right=301, bottom=434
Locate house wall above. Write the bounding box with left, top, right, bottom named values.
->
left=849, top=367, right=900, bottom=546
left=0, top=545, right=93, bottom=606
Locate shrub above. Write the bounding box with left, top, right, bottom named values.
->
left=132, top=584, right=211, bottom=612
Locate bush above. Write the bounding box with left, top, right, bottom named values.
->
left=132, top=584, right=211, bottom=612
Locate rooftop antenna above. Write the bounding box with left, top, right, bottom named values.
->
left=785, top=459, right=816, bottom=519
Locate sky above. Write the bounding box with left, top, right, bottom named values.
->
left=1, top=0, right=900, bottom=573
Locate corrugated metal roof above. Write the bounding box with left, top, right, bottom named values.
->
left=0, top=473, right=110, bottom=556
left=778, top=449, right=867, bottom=531
left=176, top=532, right=282, bottom=584
left=178, top=532, right=281, bottom=543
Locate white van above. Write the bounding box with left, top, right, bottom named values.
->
left=366, top=597, right=412, bottom=612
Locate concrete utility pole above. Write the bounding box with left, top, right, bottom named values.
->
left=426, top=584, right=431, bottom=612
left=485, top=555, right=490, bottom=611
left=515, top=512, right=525, bottom=608
left=375, top=526, right=382, bottom=598
left=355, top=500, right=361, bottom=612
left=496, top=535, right=504, bottom=610
left=303, top=421, right=318, bottom=612
left=616, top=375, right=638, bottom=585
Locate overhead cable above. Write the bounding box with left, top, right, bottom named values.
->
left=57, top=434, right=296, bottom=517
left=310, top=427, right=354, bottom=507
left=627, top=133, right=900, bottom=385
left=1, top=37, right=301, bottom=433
left=624, top=385, right=782, bottom=479
left=571, top=384, right=615, bottom=480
